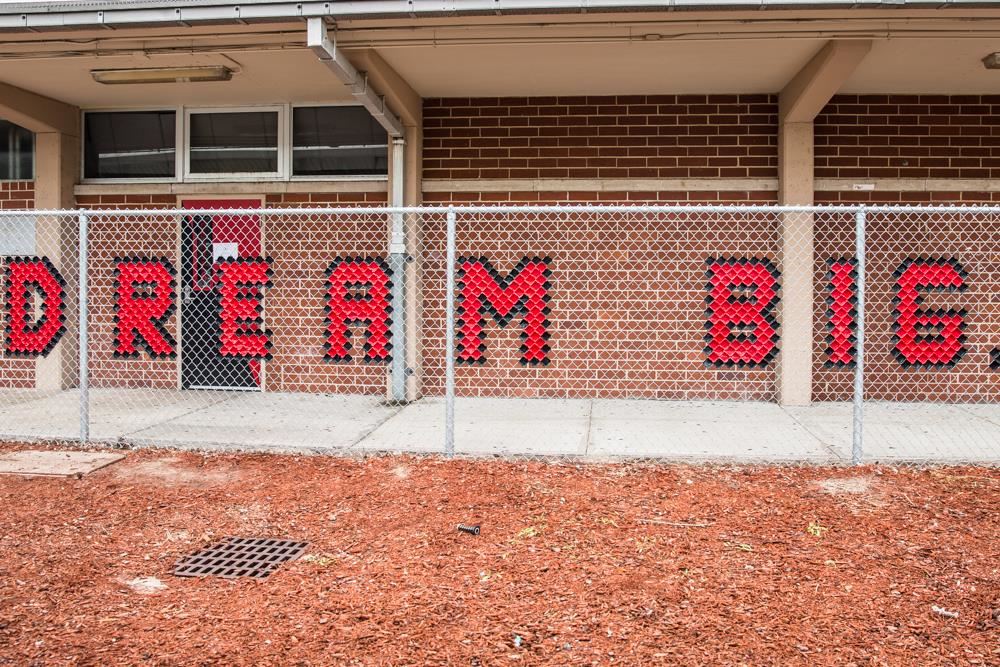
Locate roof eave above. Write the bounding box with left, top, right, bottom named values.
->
left=2, top=1, right=1000, bottom=33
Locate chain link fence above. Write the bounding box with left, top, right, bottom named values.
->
left=0, top=205, right=997, bottom=464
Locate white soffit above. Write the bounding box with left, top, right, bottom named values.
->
left=2, top=25, right=1000, bottom=103
left=377, top=40, right=826, bottom=96
left=841, top=38, right=1000, bottom=93
left=0, top=48, right=355, bottom=106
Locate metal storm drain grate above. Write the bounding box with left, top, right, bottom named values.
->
left=172, top=537, right=309, bottom=580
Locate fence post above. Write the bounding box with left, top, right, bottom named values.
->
left=78, top=210, right=89, bottom=443
left=852, top=206, right=866, bottom=465
left=388, top=139, right=408, bottom=403
left=444, top=206, right=456, bottom=457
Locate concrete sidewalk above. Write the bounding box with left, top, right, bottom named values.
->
left=0, top=388, right=997, bottom=464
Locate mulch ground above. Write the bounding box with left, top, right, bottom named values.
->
left=0, top=443, right=997, bottom=666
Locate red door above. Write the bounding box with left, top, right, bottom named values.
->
left=180, top=199, right=263, bottom=390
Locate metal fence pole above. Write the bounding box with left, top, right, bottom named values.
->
left=78, top=210, right=90, bottom=443
left=852, top=206, right=866, bottom=465
left=388, top=139, right=408, bottom=403
left=444, top=206, right=457, bottom=457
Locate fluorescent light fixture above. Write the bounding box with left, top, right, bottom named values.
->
left=91, top=66, right=233, bottom=85
left=983, top=53, right=1000, bottom=69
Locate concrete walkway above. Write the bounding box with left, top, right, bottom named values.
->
left=0, top=388, right=997, bottom=464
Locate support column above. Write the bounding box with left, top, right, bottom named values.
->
left=0, top=82, right=81, bottom=393
left=402, top=124, right=423, bottom=401
left=777, top=40, right=870, bottom=406
left=34, top=131, right=81, bottom=392
left=777, top=122, right=814, bottom=405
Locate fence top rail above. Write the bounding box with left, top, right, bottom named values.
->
left=4, top=204, right=1000, bottom=216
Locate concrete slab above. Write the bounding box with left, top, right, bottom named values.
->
left=0, top=389, right=233, bottom=442
left=790, top=402, right=1000, bottom=463
left=864, top=403, right=1000, bottom=463
left=0, top=449, right=124, bottom=477
left=0, top=387, right=996, bottom=463
left=126, top=392, right=397, bottom=453
left=356, top=397, right=590, bottom=457
left=589, top=400, right=839, bottom=462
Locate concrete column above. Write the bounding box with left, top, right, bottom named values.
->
left=33, top=131, right=81, bottom=392
left=402, top=124, right=423, bottom=401
left=777, top=122, right=814, bottom=406
left=776, top=40, right=871, bottom=406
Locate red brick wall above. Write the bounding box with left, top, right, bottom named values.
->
left=813, top=191, right=1000, bottom=403
left=76, top=193, right=397, bottom=395
left=423, top=95, right=778, bottom=180
left=815, top=95, right=1000, bottom=180
left=0, top=181, right=34, bottom=210
left=0, top=181, right=36, bottom=388
left=420, top=191, right=782, bottom=400
left=76, top=194, right=179, bottom=389
left=262, top=192, right=390, bottom=395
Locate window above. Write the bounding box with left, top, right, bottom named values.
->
left=80, top=104, right=390, bottom=182
left=83, top=111, right=176, bottom=179
left=187, top=109, right=280, bottom=177
left=292, top=106, right=388, bottom=177
left=0, top=120, right=34, bottom=180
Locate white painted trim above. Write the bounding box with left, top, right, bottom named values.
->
left=75, top=180, right=388, bottom=196
left=423, top=177, right=1000, bottom=194
left=816, top=178, right=1000, bottom=192
left=422, top=178, right=779, bottom=193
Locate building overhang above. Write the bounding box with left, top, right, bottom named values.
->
left=1, top=1, right=1000, bottom=110
left=2, top=0, right=1000, bottom=32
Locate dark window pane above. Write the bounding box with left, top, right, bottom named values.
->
left=292, top=106, right=387, bottom=177
left=83, top=111, right=175, bottom=179
left=189, top=111, right=278, bottom=174
left=0, top=120, right=34, bottom=180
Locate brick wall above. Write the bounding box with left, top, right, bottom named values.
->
left=15, top=93, right=997, bottom=403
left=813, top=190, right=1000, bottom=403
left=420, top=192, right=782, bottom=400
left=0, top=181, right=34, bottom=209
left=76, top=194, right=179, bottom=389
left=423, top=95, right=778, bottom=180
left=71, top=192, right=393, bottom=396
left=815, top=95, right=1000, bottom=180
left=263, top=192, right=391, bottom=395
left=0, top=181, right=36, bottom=388
left=264, top=192, right=388, bottom=207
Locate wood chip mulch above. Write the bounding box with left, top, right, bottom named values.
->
left=0, top=443, right=997, bottom=665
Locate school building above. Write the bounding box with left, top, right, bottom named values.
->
left=1, top=0, right=999, bottom=412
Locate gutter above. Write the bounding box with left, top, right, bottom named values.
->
left=2, top=1, right=999, bottom=32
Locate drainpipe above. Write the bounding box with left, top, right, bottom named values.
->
left=306, top=18, right=404, bottom=137
left=308, top=17, right=409, bottom=402
left=389, top=137, right=407, bottom=403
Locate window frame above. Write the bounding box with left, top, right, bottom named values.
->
left=0, top=120, right=35, bottom=181
left=80, top=106, right=183, bottom=184
left=289, top=101, right=390, bottom=182
left=183, top=105, right=287, bottom=182
left=79, top=103, right=390, bottom=184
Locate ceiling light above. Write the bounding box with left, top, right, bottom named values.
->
left=982, top=53, right=1000, bottom=69
left=91, top=66, right=233, bottom=85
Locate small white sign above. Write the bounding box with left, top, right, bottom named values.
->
left=0, top=215, right=36, bottom=256
left=852, top=183, right=875, bottom=191
left=213, top=242, right=239, bottom=262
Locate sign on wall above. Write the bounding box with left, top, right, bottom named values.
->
left=2, top=251, right=996, bottom=372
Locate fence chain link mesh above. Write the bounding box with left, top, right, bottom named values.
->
left=0, top=205, right=996, bottom=464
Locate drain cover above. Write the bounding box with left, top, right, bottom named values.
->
left=172, top=537, right=309, bottom=579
